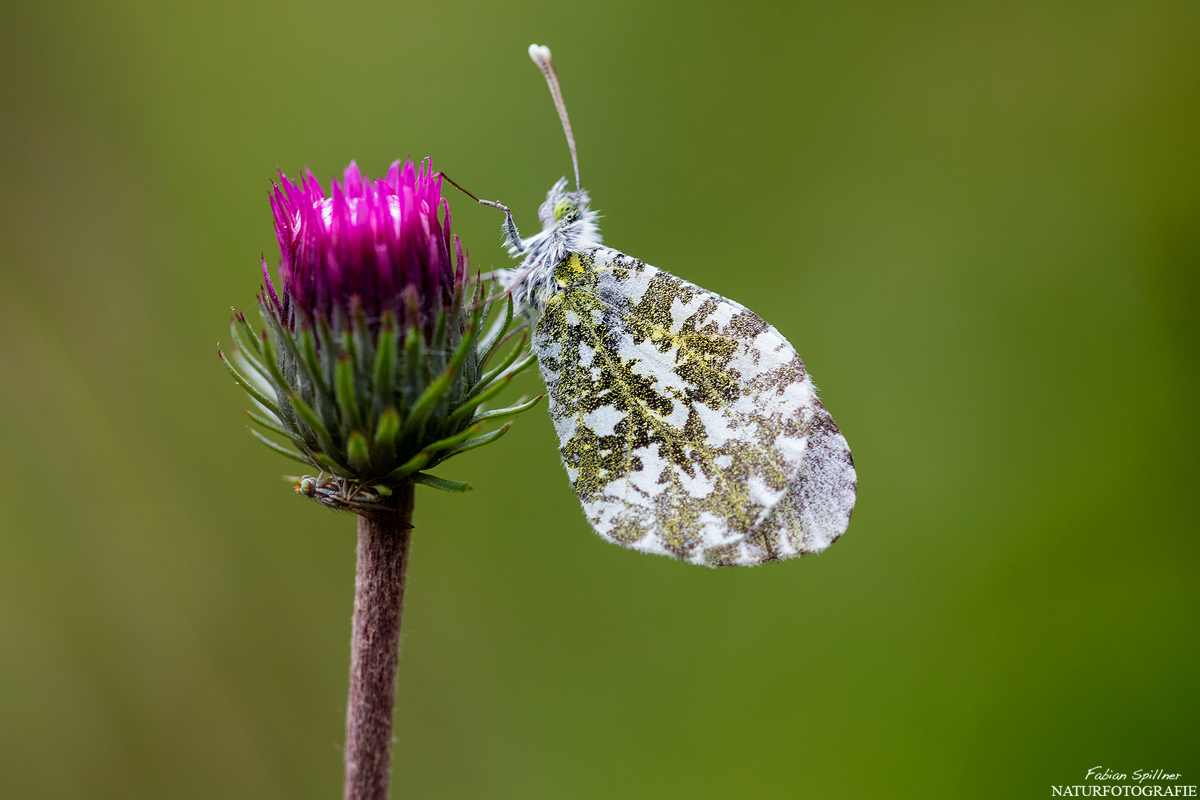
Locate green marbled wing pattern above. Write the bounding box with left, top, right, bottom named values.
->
left=532, top=247, right=856, bottom=567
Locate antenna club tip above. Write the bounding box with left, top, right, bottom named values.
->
left=528, top=44, right=551, bottom=62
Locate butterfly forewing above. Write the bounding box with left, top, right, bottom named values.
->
left=533, top=247, right=856, bottom=566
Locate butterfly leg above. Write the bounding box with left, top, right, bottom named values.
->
left=474, top=257, right=544, bottom=310
left=437, top=173, right=526, bottom=253
left=477, top=199, right=525, bottom=254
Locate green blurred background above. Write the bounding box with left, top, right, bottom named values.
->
left=1, top=1, right=1197, bottom=797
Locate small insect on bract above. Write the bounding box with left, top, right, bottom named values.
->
left=294, top=474, right=401, bottom=523
left=469, top=45, right=857, bottom=567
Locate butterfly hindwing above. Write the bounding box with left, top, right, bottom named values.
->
left=704, top=401, right=857, bottom=566
left=533, top=247, right=856, bottom=566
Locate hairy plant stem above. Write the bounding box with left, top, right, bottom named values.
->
left=343, top=481, right=414, bottom=800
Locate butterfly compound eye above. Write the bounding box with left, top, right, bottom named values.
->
left=553, top=197, right=577, bottom=221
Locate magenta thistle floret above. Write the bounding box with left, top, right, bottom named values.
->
left=267, top=160, right=465, bottom=334
left=221, top=158, right=541, bottom=509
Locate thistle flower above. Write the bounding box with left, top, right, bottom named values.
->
left=220, top=158, right=540, bottom=800
left=221, top=159, right=539, bottom=509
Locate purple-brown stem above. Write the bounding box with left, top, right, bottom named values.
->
left=343, top=482, right=414, bottom=800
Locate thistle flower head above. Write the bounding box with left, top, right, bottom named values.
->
left=267, top=160, right=464, bottom=335
left=221, top=159, right=541, bottom=510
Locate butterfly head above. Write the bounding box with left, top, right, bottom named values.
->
left=532, top=177, right=601, bottom=252
left=538, top=177, right=592, bottom=230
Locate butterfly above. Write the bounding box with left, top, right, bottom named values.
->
left=466, top=45, right=857, bottom=567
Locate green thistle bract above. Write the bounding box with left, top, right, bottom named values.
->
left=221, top=158, right=539, bottom=511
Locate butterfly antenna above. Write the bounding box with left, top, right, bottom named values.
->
left=528, top=44, right=581, bottom=193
